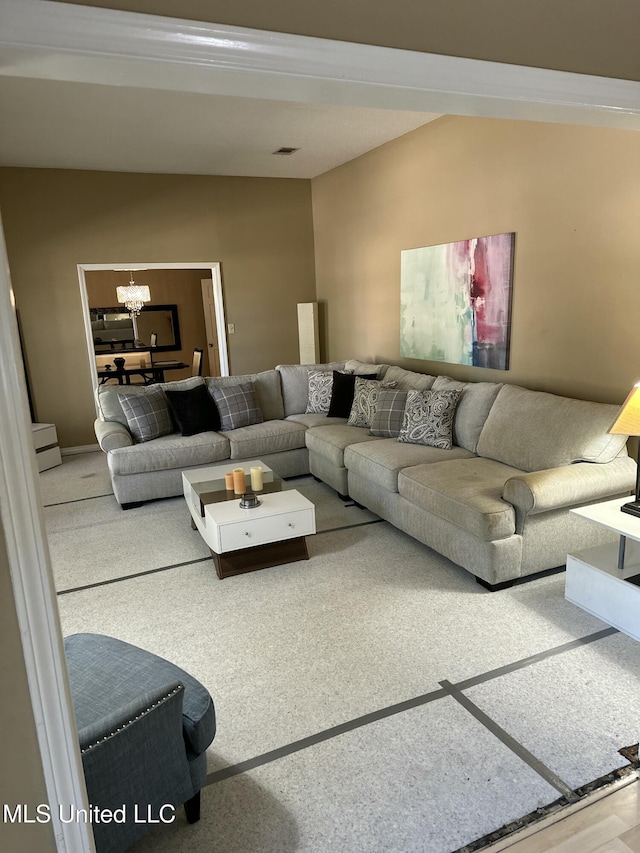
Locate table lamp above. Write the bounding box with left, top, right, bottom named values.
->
left=609, top=382, right=640, bottom=517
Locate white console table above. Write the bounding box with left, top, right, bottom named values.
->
left=565, top=497, right=640, bottom=641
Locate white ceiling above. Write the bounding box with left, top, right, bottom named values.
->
left=0, top=0, right=638, bottom=183
left=0, top=76, right=440, bottom=179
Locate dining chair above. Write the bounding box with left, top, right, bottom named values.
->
left=192, top=348, right=203, bottom=376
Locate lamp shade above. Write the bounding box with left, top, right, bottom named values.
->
left=609, top=383, right=640, bottom=436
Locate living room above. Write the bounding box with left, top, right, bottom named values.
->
left=2, top=2, right=640, bottom=853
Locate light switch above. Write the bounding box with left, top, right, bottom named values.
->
left=227, top=323, right=235, bottom=334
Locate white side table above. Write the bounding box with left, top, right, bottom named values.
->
left=31, top=423, right=62, bottom=472
left=566, top=497, right=640, bottom=641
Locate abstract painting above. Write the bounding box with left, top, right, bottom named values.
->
left=400, top=232, right=515, bottom=370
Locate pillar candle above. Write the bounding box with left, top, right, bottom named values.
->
left=224, top=471, right=234, bottom=491
left=250, top=466, right=263, bottom=491
left=233, top=468, right=246, bottom=495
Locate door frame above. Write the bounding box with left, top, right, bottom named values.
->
left=78, top=261, right=229, bottom=407
left=201, top=277, right=229, bottom=377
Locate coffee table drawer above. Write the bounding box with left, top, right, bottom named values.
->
left=218, top=507, right=314, bottom=552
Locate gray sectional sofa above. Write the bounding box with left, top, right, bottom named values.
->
left=94, top=359, right=635, bottom=589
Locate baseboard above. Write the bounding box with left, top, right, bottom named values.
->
left=61, top=444, right=101, bottom=456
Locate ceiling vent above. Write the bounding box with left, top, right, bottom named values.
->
left=272, top=147, right=300, bottom=155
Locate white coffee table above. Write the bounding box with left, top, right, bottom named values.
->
left=182, top=460, right=316, bottom=579
left=565, top=497, right=640, bottom=641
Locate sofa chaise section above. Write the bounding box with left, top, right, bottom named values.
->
left=346, top=381, right=636, bottom=588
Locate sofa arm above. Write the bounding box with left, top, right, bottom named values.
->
left=77, top=681, right=196, bottom=851
left=94, top=417, right=133, bottom=451
left=503, top=456, right=636, bottom=516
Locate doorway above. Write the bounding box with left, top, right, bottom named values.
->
left=78, top=262, right=229, bottom=403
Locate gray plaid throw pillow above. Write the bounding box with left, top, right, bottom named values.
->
left=397, top=389, right=461, bottom=449
left=212, top=381, right=263, bottom=430
left=369, top=389, right=408, bottom=437
left=118, top=388, right=174, bottom=443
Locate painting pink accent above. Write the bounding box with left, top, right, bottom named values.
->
left=400, top=232, right=515, bottom=370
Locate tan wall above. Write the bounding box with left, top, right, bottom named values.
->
left=54, top=0, right=640, bottom=81
left=0, top=168, right=316, bottom=447
left=86, top=268, right=212, bottom=378
left=311, top=116, right=640, bottom=406
left=0, top=519, right=57, bottom=853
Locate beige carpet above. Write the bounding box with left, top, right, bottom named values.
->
left=42, top=453, right=640, bottom=853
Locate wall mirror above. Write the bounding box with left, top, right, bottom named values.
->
left=91, top=304, right=181, bottom=353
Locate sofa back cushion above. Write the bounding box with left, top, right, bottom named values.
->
left=432, top=376, right=502, bottom=453
left=476, top=384, right=628, bottom=472
left=206, top=370, right=284, bottom=421
left=343, top=359, right=389, bottom=379
left=276, top=362, right=345, bottom=416
left=383, top=365, right=437, bottom=391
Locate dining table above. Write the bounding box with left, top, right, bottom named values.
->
left=97, top=360, right=188, bottom=385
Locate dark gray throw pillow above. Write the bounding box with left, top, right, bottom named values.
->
left=118, top=388, right=174, bottom=443
left=165, top=384, right=221, bottom=436
left=327, top=371, right=377, bottom=418
left=211, top=381, right=263, bottom=430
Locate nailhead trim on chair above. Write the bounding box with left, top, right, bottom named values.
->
left=81, top=684, right=184, bottom=754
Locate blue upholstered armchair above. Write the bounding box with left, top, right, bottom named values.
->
left=64, top=633, right=216, bottom=853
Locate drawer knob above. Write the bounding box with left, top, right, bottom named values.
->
left=288, top=522, right=293, bottom=528
left=244, top=531, right=251, bottom=537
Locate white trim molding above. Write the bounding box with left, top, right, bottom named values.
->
left=0, top=0, right=639, bottom=129
left=0, top=217, right=94, bottom=852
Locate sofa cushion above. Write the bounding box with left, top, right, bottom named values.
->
left=382, top=365, right=437, bottom=391
left=276, top=362, right=345, bottom=417
left=369, top=389, right=408, bottom=437
left=165, top=384, right=221, bottom=436
left=476, top=384, right=628, bottom=472
left=107, top=431, right=230, bottom=476
left=398, top=389, right=461, bottom=449
left=285, top=413, right=348, bottom=428
left=305, top=369, right=334, bottom=414
left=398, top=457, right=520, bottom=541
left=117, top=388, right=174, bottom=443
left=211, top=381, right=263, bottom=430
left=221, top=420, right=307, bottom=460
left=431, top=376, right=502, bottom=453
left=305, top=424, right=382, bottom=469
left=343, top=359, right=389, bottom=378
left=206, top=370, right=284, bottom=421
left=97, top=377, right=204, bottom=428
left=345, top=438, right=475, bottom=492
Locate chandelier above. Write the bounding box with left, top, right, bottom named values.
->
left=116, top=271, right=150, bottom=316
